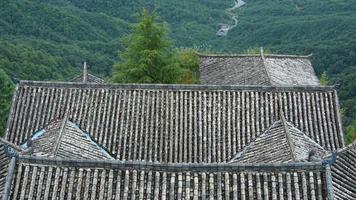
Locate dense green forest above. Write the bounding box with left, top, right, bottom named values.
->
left=0, top=0, right=355, bottom=141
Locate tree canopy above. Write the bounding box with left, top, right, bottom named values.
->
left=346, top=119, right=356, bottom=144
left=112, top=9, right=198, bottom=84
left=319, top=71, right=330, bottom=86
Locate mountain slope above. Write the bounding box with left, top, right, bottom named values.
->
left=0, top=0, right=355, bottom=140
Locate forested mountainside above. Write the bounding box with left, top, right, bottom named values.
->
left=0, top=0, right=355, bottom=141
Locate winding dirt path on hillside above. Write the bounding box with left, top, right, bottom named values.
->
left=216, top=0, right=246, bottom=37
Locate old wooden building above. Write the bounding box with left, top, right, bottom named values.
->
left=0, top=53, right=355, bottom=199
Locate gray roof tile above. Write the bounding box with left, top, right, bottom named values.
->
left=230, top=117, right=328, bottom=163
left=331, top=142, right=356, bottom=199
left=0, top=143, right=10, bottom=198
left=4, top=81, right=344, bottom=163
left=199, top=54, right=320, bottom=86
left=6, top=157, right=329, bottom=200
left=20, top=117, right=113, bottom=160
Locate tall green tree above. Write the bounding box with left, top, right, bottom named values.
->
left=172, top=48, right=200, bottom=84
left=0, top=69, right=14, bottom=136
left=112, top=9, right=198, bottom=84
left=345, top=119, right=356, bottom=144
left=319, top=71, right=330, bottom=86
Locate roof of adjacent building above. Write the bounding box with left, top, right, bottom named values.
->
left=71, top=73, right=106, bottom=84
left=4, top=81, right=344, bottom=164
left=230, top=115, right=328, bottom=163
left=331, top=142, right=356, bottom=200
left=198, top=53, right=320, bottom=86
left=4, top=155, right=330, bottom=200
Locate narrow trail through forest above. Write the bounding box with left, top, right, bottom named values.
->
left=216, top=0, right=246, bottom=37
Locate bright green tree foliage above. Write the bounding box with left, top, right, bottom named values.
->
left=173, top=48, right=200, bottom=84
left=0, top=69, right=14, bottom=136
left=245, top=47, right=271, bottom=55
left=112, top=10, right=198, bottom=84
left=345, top=119, right=356, bottom=144
left=319, top=71, right=330, bottom=86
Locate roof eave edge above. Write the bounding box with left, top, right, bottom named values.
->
left=4, top=84, right=19, bottom=141
left=334, top=89, right=345, bottom=147
left=325, top=164, right=335, bottom=200
left=2, top=157, right=16, bottom=200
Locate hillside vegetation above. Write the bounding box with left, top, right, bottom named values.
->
left=0, top=0, right=355, bottom=141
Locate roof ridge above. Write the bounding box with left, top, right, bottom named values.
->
left=260, top=52, right=273, bottom=86
left=52, top=112, right=69, bottom=157
left=0, top=138, right=21, bottom=152
left=331, top=140, right=356, bottom=155
left=71, top=72, right=105, bottom=82
left=197, top=52, right=313, bottom=58
left=18, top=80, right=336, bottom=91
left=281, top=111, right=297, bottom=161
left=18, top=155, right=325, bottom=171
left=285, top=121, right=327, bottom=150
left=229, top=120, right=281, bottom=162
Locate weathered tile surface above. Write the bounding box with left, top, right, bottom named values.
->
left=21, top=118, right=113, bottom=160
left=8, top=157, right=328, bottom=200
left=0, top=143, right=10, bottom=198
left=5, top=82, right=344, bottom=163
left=199, top=54, right=320, bottom=86
left=231, top=117, right=328, bottom=163
left=331, top=143, right=356, bottom=200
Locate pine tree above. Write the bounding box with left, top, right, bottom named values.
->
left=320, top=71, right=330, bottom=86
left=112, top=9, right=188, bottom=84
left=346, top=119, right=356, bottom=143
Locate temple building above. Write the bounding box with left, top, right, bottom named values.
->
left=0, top=52, right=355, bottom=199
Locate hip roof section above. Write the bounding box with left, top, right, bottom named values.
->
left=199, top=54, right=320, bottom=86
left=20, top=118, right=114, bottom=160
left=230, top=118, right=328, bottom=163
left=5, top=81, right=344, bottom=163
left=331, top=142, right=356, bottom=200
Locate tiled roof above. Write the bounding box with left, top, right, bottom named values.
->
left=5, top=81, right=344, bottom=163
left=198, top=54, right=320, bottom=86
left=5, top=156, right=330, bottom=200
left=0, top=138, right=23, bottom=199
left=0, top=143, right=10, bottom=198
left=230, top=115, right=328, bottom=163
left=20, top=116, right=113, bottom=160
left=331, top=142, right=356, bottom=199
